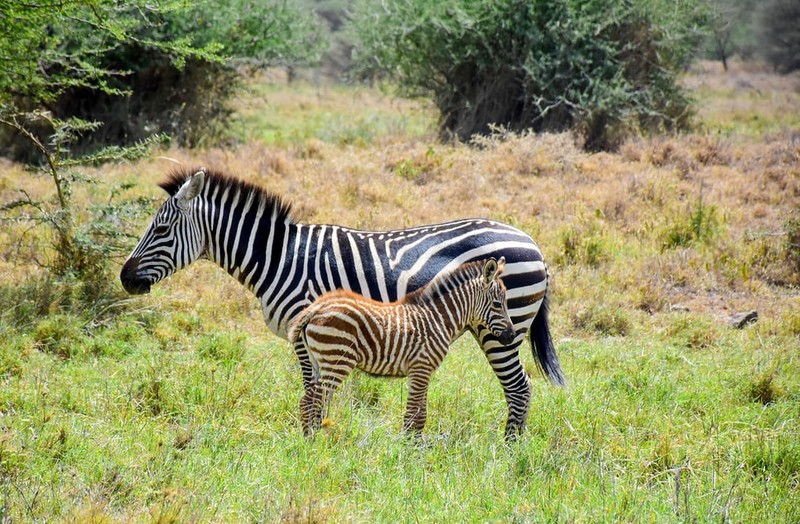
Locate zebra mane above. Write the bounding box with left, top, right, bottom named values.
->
left=159, top=167, right=295, bottom=223
left=403, top=260, right=487, bottom=305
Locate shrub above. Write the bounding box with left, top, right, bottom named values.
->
left=661, top=193, right=720, bottom=250
left=352, top=0, right=698, bottom=150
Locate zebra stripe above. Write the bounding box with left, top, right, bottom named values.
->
left=120, top=167, right=565, bottom=439
left=290, top=259, right=515, bottom=436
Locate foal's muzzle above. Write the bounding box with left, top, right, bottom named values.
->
left=498, top=328, right=516, bottom=346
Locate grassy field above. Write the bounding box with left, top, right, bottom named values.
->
left=1, top=61, right=799, bottom=522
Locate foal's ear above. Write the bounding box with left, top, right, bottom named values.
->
left=483, top=257, right=505, bottom=284
left=176, top=169, right=205, bottom=208
left=482, top=259, right=496, bottom=284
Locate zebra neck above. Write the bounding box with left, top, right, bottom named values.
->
left=200, top=195, right=295, bottom=295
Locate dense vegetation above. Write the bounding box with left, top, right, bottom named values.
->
left=0, top=0, right=323, bottom=158
left=352, top=0, right=700, bottom=150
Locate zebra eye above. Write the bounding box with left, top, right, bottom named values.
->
left=492, top=300, right=504, bottom=310
left=153, top=224, right=169, bottom=236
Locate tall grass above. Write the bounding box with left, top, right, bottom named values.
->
left=1, top=313, right=797, bottom=521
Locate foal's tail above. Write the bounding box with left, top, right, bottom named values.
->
left=529, top=291, right=566, bottom=386
left=288, top=304, right=315, bottom=348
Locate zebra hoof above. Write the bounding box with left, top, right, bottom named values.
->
left=503, top=424, right=525, bottom=442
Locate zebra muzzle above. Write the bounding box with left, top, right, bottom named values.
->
left=120, top=257, right=152, bottom=295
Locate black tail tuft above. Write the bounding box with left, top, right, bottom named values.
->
left=529, top=292, right=566, bottom=386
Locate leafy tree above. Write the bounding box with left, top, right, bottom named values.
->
left=701, top=0, right=759, bottom=70
left=1, top=0, right=325, bottom=155
left=758, top=0, right=800, bottom=73
left=351, top=0, right=699, bottom=151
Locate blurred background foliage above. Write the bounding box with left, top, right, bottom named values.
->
left=2, top=0, right=799, bottom=159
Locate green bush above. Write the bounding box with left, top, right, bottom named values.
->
left=352, top=0, right=698, bottom=150
left=661, top=195, right=720, bottom=250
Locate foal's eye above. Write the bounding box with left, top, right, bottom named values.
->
left=153, top=224, right=169, bottom=236
left=492, top=300, right=504, bottom=309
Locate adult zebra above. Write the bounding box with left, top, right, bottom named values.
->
left=120, top=167, right=565, bottom=438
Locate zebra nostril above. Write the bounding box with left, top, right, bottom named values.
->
left=120, top=257, right=139, bottom=279
left=499, top=328, right=516, bottom=346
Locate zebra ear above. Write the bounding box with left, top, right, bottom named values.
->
left=176, top=170, right=205, bottom=208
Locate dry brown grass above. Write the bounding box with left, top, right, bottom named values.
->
left=1, top=63, right=799, bottom=337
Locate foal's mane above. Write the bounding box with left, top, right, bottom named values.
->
left=403, top=260, right=486, bottom=305
left=159, top=167, right=295, bottom=223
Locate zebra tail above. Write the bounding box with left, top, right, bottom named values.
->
left=529, top=292, right=566, bottom=386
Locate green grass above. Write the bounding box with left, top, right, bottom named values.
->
left=229, top=80, right=435, bottom=146
left=1, top=301, right=798, bottom=521
left=691, top=84, right=800, bottom=137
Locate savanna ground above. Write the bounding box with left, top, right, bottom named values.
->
left=1, top=60, right=799, bottom=521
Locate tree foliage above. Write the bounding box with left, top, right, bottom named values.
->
left=758, top=0, right=800, bottom=73
left=0, top=1, right=219, bottom=107
left=703, top=0, right=760, bottom=69
left=352, top=0, right=700, bottom=150
left=0, top=0, right=325, bottom=155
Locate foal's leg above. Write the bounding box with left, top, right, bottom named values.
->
left=303, top=359, right=357, bottom=436
left=300, top=381, right=322, bottom=437
left=292, top=339, right=315, bottom=391
left=403, top=363, right=436, bottom=433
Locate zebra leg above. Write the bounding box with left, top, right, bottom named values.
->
left=477, top=329, right=532, bottom=440
left=403, top=365, right=434, bottom=434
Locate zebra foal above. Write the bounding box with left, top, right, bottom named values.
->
left=289, top=257, right=515, bottom=436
